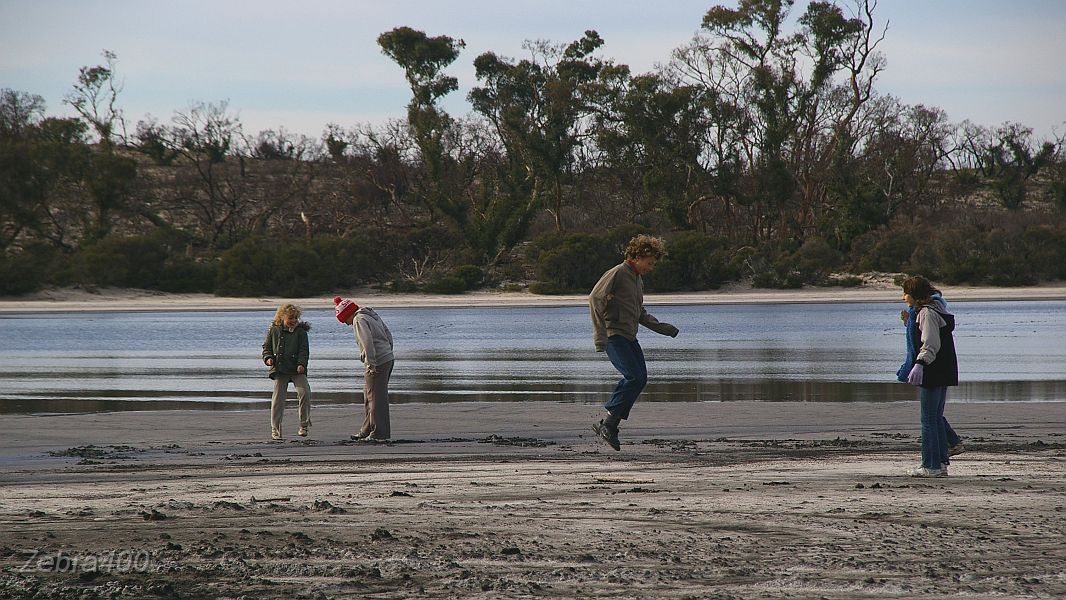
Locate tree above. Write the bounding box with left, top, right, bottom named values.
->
left=157, top=100, right=251, bottom=249
left=0, top=113, right=91, bottom=251
left=591, top=71, right=723, bottom=229
left=989, top=124, right=1055, bottom=210
left=668, top=0, right=884, bottom=246
left=470, top=31, right=609, bottom=231
left=0, top=89, right=46, bottom=140
left=64, top=50, right=125, bottom=146
left=377, top=27, right=468, bottom=225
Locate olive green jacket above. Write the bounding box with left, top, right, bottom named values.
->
left=261, top=322, right=310, bottom=379
left=589, top=262, right=679, bottom=351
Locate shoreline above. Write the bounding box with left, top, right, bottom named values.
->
left=3, top=280, right=1066, bottom=313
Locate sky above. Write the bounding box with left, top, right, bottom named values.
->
left=2, top=0, right=1064, bottom=142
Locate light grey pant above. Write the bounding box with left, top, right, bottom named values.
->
left=359, top=360, right=393, bottom=439
left=270, top=373, right=311, bottom=433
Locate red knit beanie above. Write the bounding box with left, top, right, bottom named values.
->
left=334, top=296, right=358, bottom=323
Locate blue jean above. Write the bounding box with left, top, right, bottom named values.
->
left=603, top=335, right=648, bottom=420
left=919, top=386, right=949, bottom=469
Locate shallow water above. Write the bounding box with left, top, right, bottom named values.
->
left=1, top=300, right=1064, bottom=413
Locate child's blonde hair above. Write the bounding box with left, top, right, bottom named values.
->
left=272, top=303, right=302, bottom=327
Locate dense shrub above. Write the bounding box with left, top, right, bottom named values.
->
left=790, top=237, right=843, bottom=285
left=418, top=264, right=485, bottom=294
left=529, top=232, right=617, bottom=294
left=422, top=275, right=468, bottom=294
left=76, top=235, right=168, bottom=288
left=214, top=232, right=399, bottom=297
left=307, top=235, right=386, bottom=290
left=743, top=244, right=812, bottom=289
left=850, top=228, right=922, bottom=273
left=454, top=264, right=485, bottom=289
left=214, top=236, right=275, bottom=296
left=644, top=231, right=736, bottom=292
left=0, top=243, right=59, bottom=295
left=1023, top=224, right=1066, bottom=280
left=157, top=257, right=217, bottom=293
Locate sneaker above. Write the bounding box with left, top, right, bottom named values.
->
left=949, top=443, right=965, bottom=456
left=297, top=426, right=309, bottom=437
left=910, top=466, right=946, bottom=478
left=271, top=429, right=283, bottom=441
left=350, top=432, right=368, bottom=441
left=362, top=435, right=388, bottom=443
left=592, top=419, right=621, bottom=451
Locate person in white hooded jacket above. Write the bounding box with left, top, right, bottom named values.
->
left=335, top=296, right=395, bottom=441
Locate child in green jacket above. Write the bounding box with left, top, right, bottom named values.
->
left=262, top=303, right=312, bottom=440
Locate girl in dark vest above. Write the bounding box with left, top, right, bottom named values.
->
left=902, top=276, right=960, bottom=477
left=897, top=288, right=964, bottom=457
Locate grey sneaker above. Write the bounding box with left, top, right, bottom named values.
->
left=592, top=419, right=620, bottom=451
left=949, top=443, right=965, bottom=456
left=350, top=432, right=369, bottom=441
left=910, top=466, right=946, bottom=478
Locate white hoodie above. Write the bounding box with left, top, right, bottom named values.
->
left=353, top=307, right=394, bottom=368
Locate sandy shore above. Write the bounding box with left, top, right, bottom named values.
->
left=2, top=280, right=1066, bottom=313
left=3, top=284, right=1065, bottom=597
left=1, top=401, right=1064, bottom=599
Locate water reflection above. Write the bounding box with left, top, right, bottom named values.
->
left=1, top=301, right=1065, bottom=413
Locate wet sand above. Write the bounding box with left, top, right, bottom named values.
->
left=1, top=401, right=1064, bottom=599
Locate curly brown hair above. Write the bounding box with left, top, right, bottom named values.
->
left=623, top=235, right=667, bottom=260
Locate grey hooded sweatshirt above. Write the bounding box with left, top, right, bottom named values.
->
left=353, top=307, right=394, bottom=368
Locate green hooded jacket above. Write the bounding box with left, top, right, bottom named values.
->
left=261, top=322, right=310, bottom=379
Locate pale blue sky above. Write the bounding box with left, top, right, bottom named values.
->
left=2, top=0, right=1063, bottom=141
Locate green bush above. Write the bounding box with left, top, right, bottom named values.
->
left=454, top=264, right=485, bottom=289
left=422, top=275, right=468, bottom=294
left=75, top=235, right=168, bottom=288
left=790, top=237, right=842, bottom=284
left=644, top=231, right=736, bottom=292
left=214, top=236, right=275, bottom=296
left=744, top=244, right=810, bottom=289
left=0, top=243, right=59, bottom=295
left=1023, top=224, right=1066, bottom=280
left=308, top=234, right=388, bottom=289
left=387, top=279, right=420, bottom=293
left=158, top=257, right=217, bottom=293
left=530, top=232, right=617, bottom=294
left=215, top=233, right=394, bottom=297
left=850, top=229, right=921, bottom=273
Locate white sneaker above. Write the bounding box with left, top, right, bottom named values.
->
left=297, top=426, right=309, bottom=437
left=910, top=466, right=946, bottom=478
left=271, top=429, right=283, bottom=441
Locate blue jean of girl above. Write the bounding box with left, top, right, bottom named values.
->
left=604, top=335, right=648, bottom=420
left=919, top=386, right=949, bottom=469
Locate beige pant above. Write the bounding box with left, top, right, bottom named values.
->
left=270, top=373, right=311, bottom=433
left=358, top=360, right=393, bottom=439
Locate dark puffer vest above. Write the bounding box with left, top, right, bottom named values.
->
left=911, top=307, right=958, bottom=388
